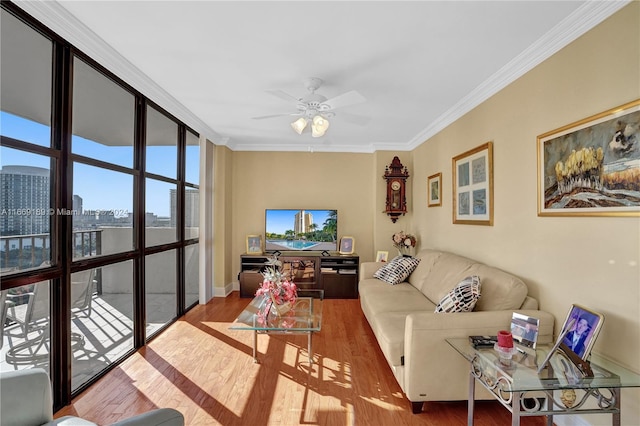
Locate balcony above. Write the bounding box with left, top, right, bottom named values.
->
left=0, top=228, right=198, bottom=392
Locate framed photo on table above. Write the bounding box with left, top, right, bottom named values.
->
left=427, top=172, right=442, bottom=207
left=246, top=234, right=262, bottom=254
left=452, top=142, right=493, bottom=225
left=537, top=99, right=640, bottom=217
left=537, top=304, right=604, bottom=375
left=339, top=236, right=355, bottom=255
left=559, top=304, right=604, bottom=361
left=375, top=251, right=389, bottom=262
left=510, top=312, right=539, bottom=349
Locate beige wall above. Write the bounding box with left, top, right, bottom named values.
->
left=213, top=144, right=234, bottom=294
left=216, top=148, right=416, bottom=285
left=215, top=4, right=639, bottom=421
left=226, top=151, right=376, bottom=282
left=412, top=4, right=639, bottom=422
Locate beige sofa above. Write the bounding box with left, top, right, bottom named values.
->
left=359, top=249, right=555, bottom=413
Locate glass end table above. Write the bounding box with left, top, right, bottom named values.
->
left=230, top=289, right=323, bottom=364
left=446, top=337, right=640, bottom=426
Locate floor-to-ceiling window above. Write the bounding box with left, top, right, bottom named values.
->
left=1, top=4, right=55, bottom=377
left=69, top=56, right=137, bottom=392
left=145, top=105, right=179, bottom=336
left=1, top=3, right=200, bottom=408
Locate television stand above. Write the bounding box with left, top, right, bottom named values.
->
left=239, top=252, right=359, bottom=298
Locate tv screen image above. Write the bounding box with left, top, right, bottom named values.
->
left=265, top=209, right=338, bottom=251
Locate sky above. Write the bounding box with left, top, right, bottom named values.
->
left=265, top=209, right=335, bottom=235
left=1, top=112, right=198, bottom=217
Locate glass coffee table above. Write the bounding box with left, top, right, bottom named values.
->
left=447, top=337, right=640, bottom=426
left=230, top=289, right=323, bottom=364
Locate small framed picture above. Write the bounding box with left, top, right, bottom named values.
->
left=339, top=236, right=355, bottom=254
left=375, top=251, right=389, bottom=262
left=246, top=235, right=262, bottom=254
left=510, top=312, right=539, bottom=349
left=427, top=172, right=442, bottom=207
left=559, top=304, right=604, bottom=361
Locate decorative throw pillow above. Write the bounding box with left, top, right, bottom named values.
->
left=434, top=276, right=481, bottom=313
left=373, top=255, right=421, bottom=285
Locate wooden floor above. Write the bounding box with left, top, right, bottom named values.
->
left=55, top=292, right=547, bottom=425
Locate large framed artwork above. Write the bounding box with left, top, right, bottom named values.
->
left=452, top=142, right=493, bottom=225
left=537, top=99, right=640, bottom=217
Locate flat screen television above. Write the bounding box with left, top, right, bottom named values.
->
left=265, top=209, right=338, bottom=252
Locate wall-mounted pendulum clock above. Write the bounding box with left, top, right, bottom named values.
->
left=383, top=156, right=409, bottom=223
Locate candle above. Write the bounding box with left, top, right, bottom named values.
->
left=497, top=330, right=514, bottom=348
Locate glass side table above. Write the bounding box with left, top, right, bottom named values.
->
left=446, top=337, right=640, bottom=426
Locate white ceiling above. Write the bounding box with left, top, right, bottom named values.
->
left=15, top=1, right=629, bottom=152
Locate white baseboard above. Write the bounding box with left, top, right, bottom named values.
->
left=213, top=281, right=236, bottom=297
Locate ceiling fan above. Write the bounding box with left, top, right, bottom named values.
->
left=252, top=77, right=366, bottom=137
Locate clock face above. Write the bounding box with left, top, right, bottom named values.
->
left=391, top=180, right=401, bottom=191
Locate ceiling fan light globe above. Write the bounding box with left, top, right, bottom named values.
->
left=311, top=115, right=329, bottom=137
left=291, top=117, right=308, bottom=134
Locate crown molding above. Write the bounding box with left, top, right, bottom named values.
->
left=13, top=0, right=630, bottom=152
left=230, top=141, right=376, bottom=153
left=406, top=0, right=631, bottom=150
left=14, top=0, right=221, bottom=144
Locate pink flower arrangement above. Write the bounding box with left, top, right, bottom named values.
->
left=392, top=231, right=417, bottom=254
left=255, top=265, right=298, bottom=318
left=255, top=275, right=298, bottom=305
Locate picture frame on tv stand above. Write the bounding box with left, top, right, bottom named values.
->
left=246, top=234, right=262, bottom=254
left=339, top=236, right=355, bottom=255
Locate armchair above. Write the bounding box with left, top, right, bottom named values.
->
left=0, top=368, right=185, bottom=426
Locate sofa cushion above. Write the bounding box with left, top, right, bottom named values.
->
left=407, top=249, right=442, bottom=292
left=359, top=279, right=436, bottom=366
left=434, top=275, right=481, bottom=313
left=471, top=264, right=528, bottom=311
left=360, top=279, right=433, bottom=317
left=373, top=256, right=421, bottom=285
left=371, top=311, right=417, bottom=366
left=420, top=252, right=476, bottom=303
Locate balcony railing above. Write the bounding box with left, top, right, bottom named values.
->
left=1, top=230, right=102, bottom=273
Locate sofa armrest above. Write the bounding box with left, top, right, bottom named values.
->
left=402, top=309, right=555, bottom=402
left=0, top=368, right=54, bottom=425
left=111, top=408, right=184, bottom=426
left=360, top=261, right=385, bottom=279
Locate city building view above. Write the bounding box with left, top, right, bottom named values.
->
left=293, top=210, right=313, bottom=235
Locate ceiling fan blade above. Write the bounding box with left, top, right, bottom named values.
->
left=339, top=111, right=371, bottom=126
left=322, top=90, right=366, bottom=110
left=265, top=89, right=301, bottom=103
left=252, top=112, right=301, bottom=120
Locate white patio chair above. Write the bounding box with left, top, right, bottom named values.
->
left=71, top=268, right=96, bottom=318
left=6, top=268, right=96, bottom=340
left=4, top=280, right=50, bottom=340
